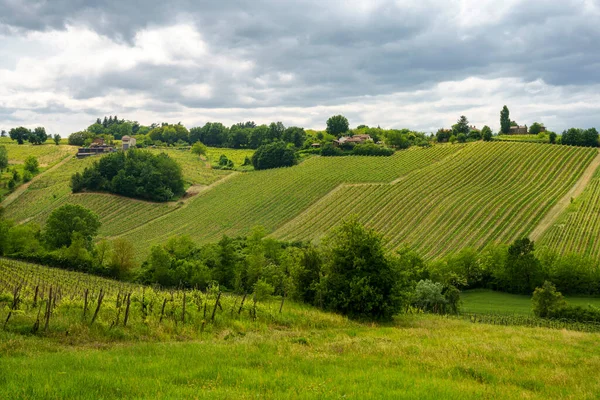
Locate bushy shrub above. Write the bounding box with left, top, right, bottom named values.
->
left=352, top=142, right=394, bottom=156
left=457, top=133, right=467, bottom=143
left=532, top=281, right=566, bottom=318
left=24, top=156, right=39, bottom=173
left=71, top=149, right=184, bottom=202
left=252, top=141, right=297, bottom=170
left=320, top=143, right=344, bottom=156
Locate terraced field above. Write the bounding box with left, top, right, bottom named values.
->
left=539, top=166, right=600, bottom=258
left=273, top=142, right=597, bottom=258
left=119, top=145, right=462, bottom=258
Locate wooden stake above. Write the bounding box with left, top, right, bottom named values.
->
left=210, top=292, right=221, bottom=322
left=90, top=289, right=104, bottom=326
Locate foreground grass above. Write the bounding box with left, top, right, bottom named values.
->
left=461, top=289, right=600, bottom=315
left=1, top=315, right=599, bottom=399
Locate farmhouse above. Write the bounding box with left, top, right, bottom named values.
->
left=76, top=138, right=115, bottom=158
left=333, top=134, right=372, bottom=147
left=508, top=125, right=528, bottom=134
left=122, top=136, right=137, bottom=150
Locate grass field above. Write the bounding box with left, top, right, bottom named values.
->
left=461, top=289, right=600, bottom=315
left=539, top=166, right=600, bottom=259
left=2, top=260, right=600, bottom=399
left=0, top=142, right=77, bottom=198
left=118, top=145, right=463, bottom=259
left=274, top=142, right=597, bottom=258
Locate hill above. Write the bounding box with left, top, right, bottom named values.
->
left=274, top=142, right=598, bottom=258
left=2, top=259, right=600, bottom=399
left=3, top=141, right=600, bottom=262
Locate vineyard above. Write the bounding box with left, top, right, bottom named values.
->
left=118, top=145, right=463, bottom=258
left=0, top=258, right=337, bottom=342
left=539, top=166, right=600, bottom=258
left=273, top=142, right=597, bottom=258
left=3, top=259, right=600, bottom=399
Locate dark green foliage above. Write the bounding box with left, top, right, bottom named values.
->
left=9, top=126, right=30, bottom=144
left=547, top=304, right=600, bottom=323
left=561, top=127, right=599, bottom=147
left=326, top=115, right=349, bottom=137
left=384, top=129, right=414, bottom=149
left=24, top=156, right=39, bottom=173
left=282, top=127, right=307, bottom=148
left=53, top=134, right=61, bottom=145
left=148, top=124, right=189, bottom=145
left=28, top=127, right=48, bottom=145
left=436, top=129, right=452, bottom=143
left=72, top=149, right=185, bottom=201
left=217, top=154, right=234, bottom=169
left=499, top=238, right=543, bottom=294
left=481, top=125, right=493, bottom=141
left=320, top=143, right=344, bottom=156
left=43, top=204, right=101, bottom=250
left=412, top=280, right=460, bottom=314
left=0, top=145, right=8, bottom=170
left=529, top=122, right=544, bottom=135
left=351, top=142, right=394, bottom=156
left=452, top=116, right=470, bottom=136
left=468, top=130, right=482, bottom=140
left=319, top=218, right=406, bottom=320
left=532, top=281, right=566, bottom=318
left=68, top=131, right=95, bottom=146
left=500, top=106, right=510, bottom=134
left=457, top=133, right=467, bottom=143
left=252, top=142, right=297, bottom=170
left=549, top=131, right=557, bottom=144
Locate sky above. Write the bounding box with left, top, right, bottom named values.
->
left=0, top=0, right=599, bottom=135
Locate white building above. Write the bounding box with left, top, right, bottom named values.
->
left=121, top=136, right=137, bottom=150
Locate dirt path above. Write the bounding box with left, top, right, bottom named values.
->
left=1, top=154, right=75, bottom=208
left=530, top=149, right=600, bottom=241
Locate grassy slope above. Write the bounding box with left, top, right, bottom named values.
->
left=2, top=258, right=600, bottom=399
left=274, top=142, right=596, bottom=258
left=461, top=289, right=600, bottom=315
left=539, top=165, right=600, bottom=259
left=3, top=317, right=600, bottom=399
left=119, top=145, right=462, bottom=259
left=2, top=147, right=237, bottom=237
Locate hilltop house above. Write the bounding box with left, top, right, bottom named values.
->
left=333, top=134, right=372, bottom=147
left=122, top=136, right=137, bottom=150
left=508, top=125, right=528, bottom=134
left=76, top=138, right=115, bottom=158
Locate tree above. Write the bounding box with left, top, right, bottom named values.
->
left=326, top=115, right=349, bottom=137
left=548, top=131, right=557, bottom=144
left=456, top=133, right=467, bottom=143
left=532, top=281, right=566, bottom=318
left=318, top=218, right=406, bottom=320
left=252, top=142, right=297, bottom=170
left=500, top=106, right=510, bottom=134
left=9, top=126, right=30, bottom=144
left=110, top=238, right=136, bottom=279
left=191, top=141, right=207, bottom=157
left=0, top=146, right=7, bottom=171
left=481, top=125, right=493, bottom=141
left=504, top=238, right=543, bottom=294
left=282, top=127, right=307, bottom=148
left=29, top=127, right=48, bottom=145
left=436, top=129, right=452, bottom=143
left=24, top=156, right=39, bottom=173
left=0, top=130, right=6, bottom=137
left=43, top=204, right=101, bottom=250
left=53, top=134, right=61, bottom=145
left=453, top=116, right=470, bottom=136
left=529, top=122, right=544, bottom=136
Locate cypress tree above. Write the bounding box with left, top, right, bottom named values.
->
left=500, top=106, right=510, bottom=134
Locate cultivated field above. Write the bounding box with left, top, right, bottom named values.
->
left=2, top=260, right=600, bottom=399
left=539, top=166, right=600, bottom=258
left=118, top=145, right=463, bottom=258
left=274, top=142, right=597, bottom=258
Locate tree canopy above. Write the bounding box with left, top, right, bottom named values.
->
left=500, top=106, right=510, bottom=134
left=326, top=115, right=350, bottom=137
left=72, top=149, right=185, bottom=201
left=251, top=141, right=297, bottom=170
left=43, top=204, right=101, bottom=250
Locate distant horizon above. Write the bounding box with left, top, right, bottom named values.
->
left=2, top=1, right=599, bottom=135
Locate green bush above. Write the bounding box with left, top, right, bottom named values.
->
left=532, top=281, right=566, bottom=318
left=352, top=142, right=394, bottom=156
left=252, top=142, right=297, bottom=170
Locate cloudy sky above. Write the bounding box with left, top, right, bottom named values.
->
left=1, top=0, right=599, bottom=135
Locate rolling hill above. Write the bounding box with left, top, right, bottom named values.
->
left=3, top=141, right=600, bottom=262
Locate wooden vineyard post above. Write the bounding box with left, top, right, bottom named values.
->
left=90, top=289, right=105, bottom=326
left=159, top=298, right=167, bottom=324
left=238, top=293, right=247, bottom=315
left=3, top=284, right=22, bottom=329
left=44, top=287, right=53, bottom=331
left=123, top=293, right=131, bottom=327
left=211, top=292, right=221, bottom=322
